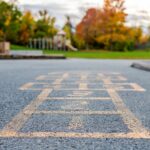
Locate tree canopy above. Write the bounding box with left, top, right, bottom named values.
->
left=76, top=0, right=147, bottom=51
left=0, top=0, right=149, bottom=51
left=0, top=1, right=57, bottom=44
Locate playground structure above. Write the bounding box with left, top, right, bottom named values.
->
left=28, top=30, right=78, bottom=51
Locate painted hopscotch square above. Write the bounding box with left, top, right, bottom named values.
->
left=20, top=114, right=129, bottom=133
left=62, top=76, right=81, bottom=81
left=104, top=83, right=145, bottom=91
left=38, top=99, right=117, bottom=111
left=48, top=90, right=110, bottom=97
left=30, top=83, right=55, bottom=90
left=58, top=84, right=79, bottom=89
left=88, top=83, right=105, bottom=89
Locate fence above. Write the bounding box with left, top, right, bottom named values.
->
left=28, top=38, right=67, bottom=50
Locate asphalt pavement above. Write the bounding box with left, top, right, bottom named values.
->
left=0, top=59, right=150, bottom=150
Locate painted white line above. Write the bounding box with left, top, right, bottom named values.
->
left=79, top=83, right=88, bottom=90
left=46, top=97, right=111, bottom=100
left=3, top=73, right=70, bottom=132
left=2, top=89, right=52, bottom=132
left=31, top=110, right=120, bottom=115
left=2, top=72, right=148, bottom=139
left=131, top=83, right=146, bottom=92
left=103, top=78, right=148, bottom=133
left=19, top=83, right=35, bottom=90
left=0, top=131, right=150, bottom=139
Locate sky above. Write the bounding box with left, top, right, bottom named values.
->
left=8, top=0, right=150, bottom=30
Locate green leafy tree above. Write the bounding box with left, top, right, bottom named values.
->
left=0, top=0, right=22, bottom=43
left=63, top=16, right=73, bottom=40
left=19, top=11, right=35, bottom=45
left=96, top=0, right=128, bottom=51
left=34, top=10, right=57, bottom=38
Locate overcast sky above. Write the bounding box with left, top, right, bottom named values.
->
left=10, top=0, right=150, bottom=29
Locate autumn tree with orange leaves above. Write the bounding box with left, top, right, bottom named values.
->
left=76, top=0, right=144, bottom=51
left=76, top=8, right=98, bottom=49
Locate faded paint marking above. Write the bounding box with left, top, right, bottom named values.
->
left=19, top=83, right=34, bottom=90
left=0, top=131, right=150, bottom=139
left=2, top=89, right=52, bottom=132
left=46, top=97, right=111, bottom=100
left=31, top=110, right=120, bottom=115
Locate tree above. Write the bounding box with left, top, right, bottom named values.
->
left=34, top=10, right=57, bottom=38
left=19, top=11, right=35, bottom=45
left=0, top=0, right=22, bottom=43
left=76, top=0, right=139, bottom=51
left=96, top=0, right=128, bottom=50
left=63, top=16, right=73, bottom=40
left=76, top=8, right=98, bottom=48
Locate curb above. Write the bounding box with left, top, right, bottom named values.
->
left=0, top=54, right=66, bottom=60
left=131, top=62, right=150, bottom=72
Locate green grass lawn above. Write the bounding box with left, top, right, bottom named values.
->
left=10, top=44, right=150, bottom=59
left=43, top=50, right=150, bottom=59
left=11, top=44, right=37, bottom=50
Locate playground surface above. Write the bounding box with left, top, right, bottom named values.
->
left=11, top=44, right=150, bottom=59
left=0, top=59, right=150, bottom=149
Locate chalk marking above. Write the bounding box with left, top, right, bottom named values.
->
left=46, top=97, right=111, bottom=100
left=3, top=73, right=69, bottom=132
left=0, top=131, right=150, bottom=139
left=131, top=83, right=146, bottom=92
left=80, top=74, right=87, bottom=81
left=30, top=110, right=120, bottom=115
left=2, top=89, right=52, bottom=132
left=103, top=78, right=148, bottom=133
left=68, top=91, right=92, bottom=97
left=118, top=76, right=127, bottom=81
left=53, top=73, right=69, bottom=84
left=19, top=83, right=35, bottom=90
left=79, top=83, right=88, bottom=90
left=1, top=72, right=149, bottom=139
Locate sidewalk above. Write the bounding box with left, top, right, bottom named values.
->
left=131, top=61, right=150, bottom=71
left=10, top=50, right=43, bottom=56
left=0, top=50, right=66, bottom=59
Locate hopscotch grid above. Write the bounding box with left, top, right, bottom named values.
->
left=0, top=72, right=150, bottom=139
left=46, top=97, right=112, bottom=100
left=20, top=88, right=146, bottom=92
left=20, top=82, right=146, bottom=92
left=1, top=73, right=69, bottom=132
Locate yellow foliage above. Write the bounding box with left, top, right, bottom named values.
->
left=0, top=30, right=4, bottom=36
left=4, top=15, right=11, bottom=26
left=96, top=33, right=127, bottom=44
left=19, top=11, right=35, bottom=44
left=0, top=29, right=4, bottom=41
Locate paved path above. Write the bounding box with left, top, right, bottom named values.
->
left=10, top=50, right=43, bottom=56
left=0, top=59, right=150, bottom=149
